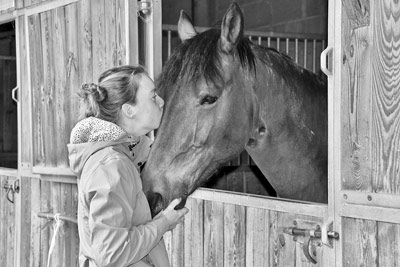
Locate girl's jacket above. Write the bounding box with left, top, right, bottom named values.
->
left=68, top=117, right=170, bottom=267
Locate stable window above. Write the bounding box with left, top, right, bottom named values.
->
left=0, top=21, right=17, bottom=169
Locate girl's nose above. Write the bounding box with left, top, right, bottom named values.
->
left=157, top=96, right=165, bottom=109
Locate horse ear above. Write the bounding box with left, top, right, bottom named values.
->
left=178, top=10, right=197, bottom=41
left=220, top=2, right=244, bottom=53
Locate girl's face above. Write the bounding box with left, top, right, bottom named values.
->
left=131, top=74, right=164, bottom=135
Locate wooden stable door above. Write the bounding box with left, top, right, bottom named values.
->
left=0, top=0, right=160, bottom=266
left=329, top=0, right=400, bottom=265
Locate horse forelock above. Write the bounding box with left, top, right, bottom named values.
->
left=157, top=28, right=257, bottom=97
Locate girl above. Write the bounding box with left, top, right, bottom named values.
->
left=68, top=65, right=188, bottom=267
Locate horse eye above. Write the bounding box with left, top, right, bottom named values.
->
left=200, top=95, right=218, bottom=105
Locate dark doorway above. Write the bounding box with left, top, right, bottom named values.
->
left=0, top=21, right=17, bottom=169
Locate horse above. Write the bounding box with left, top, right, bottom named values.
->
left=142, top=2, right=328, bottom=216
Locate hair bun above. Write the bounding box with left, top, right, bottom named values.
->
left=80, top=83, right=106, bottom=102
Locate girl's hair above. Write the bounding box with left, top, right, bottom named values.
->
left=77, top=65, right=147, bottom=122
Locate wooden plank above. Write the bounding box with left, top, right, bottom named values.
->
left=29, top=177, right=41, bottom=267
left=65, top=3, right=79, bottom=136
left=342, top=218, right=377, bottom=266
left=342, top=190, right=400, bottom=209
left=340, top=203, right=400, bottom=224
left=6, top=177, right=16, bottom=267
left=104, top=0, right=117, bottom=68
left=342, top=0, right=370, bottom=28
left=77, top=0, right=93, bottom=84
left=223, top=203, right=245, bottom=267
left=39, top=10, right=57, bottom=167
left=370, top=0, right=400, bottom=194
left=203, top=200, right=223, bottom=267
left=245, top=207, right=269, bottom=266
left=125, top=0, right=138, bottom=64
left=169, top=219, right=184, bottom=267
left=0, top=176, right=8, bottom=266
left=39, top=180, right=51, bottom=267
left=115, top=0, right=126, bottom=65
left=341, top=25, right=372, bottom=192
left=28, top=12, right=44, bottom=166
left=20, top=176, right=32, bottom=267
left=184, top=198, right=204, bottom=267
left=269, top=211, right=296, bottom=267
left=191, top=188, right=328, bottom=217
left=377, top=221, right=400, bottom=266
left=91, top=0, right=105, bottom=80
left=52, top=6, right=68, bottom=167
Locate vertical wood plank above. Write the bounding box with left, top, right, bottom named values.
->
left=65, top=3, right=80, bottom=132
left=28, top=13, right=44, bottom=166
left=39, top=10, right=56, bottom=167
left=29, top=178, right=41, bottom=267
left=19, top=14, right=32, bottom=165
left=370, top=0, right=400, bottom=194
left=104, top=0, right=117, bottom=68
left=78, top=0, right=93, bottom=86
left=224, top=203, right=245, bottom=267
left=170, top=219, right=184, bottom=267
left=204, top=200, right=224, bottom=267
left=377, top=222, right=400, bottom=266
left=342, top=218, right=378, bottom=267
left=39, top=180, right=51, bottom=267
left=52, top=6, right=68, bottom=167
left=184, top=198, right=204, bottom=267
left=115, top=0, right=126, bottom=65
left=246, top=207, right=270, bottom=266
left=91, top=0, right=105, bottom=80
left=341, top=11, right=372, bottom=191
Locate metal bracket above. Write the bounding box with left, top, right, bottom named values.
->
left=138, top=0, right=152, bottom=15
left=2, top=179, right=20, bottom=204
left=321, top=218, right=339, bottom=248
left=283, top=219, right=339, bottom=264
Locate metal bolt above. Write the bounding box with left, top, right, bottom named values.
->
left=343, top=194, right=348, bottom=200
left=367, top=195, right=372, bottom=201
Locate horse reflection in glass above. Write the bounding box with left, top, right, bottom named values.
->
left=142, top=2, right=328, bottom=216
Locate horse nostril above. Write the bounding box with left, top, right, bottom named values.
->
left=148, top=192, right=163, bottom=218
left=174, top=195, right=188, bottom=210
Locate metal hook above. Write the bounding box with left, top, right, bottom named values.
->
left=6, top=186, right=14, bottom=203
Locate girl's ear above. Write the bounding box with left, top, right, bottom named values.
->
left=121, top=103, right=136, bottom=118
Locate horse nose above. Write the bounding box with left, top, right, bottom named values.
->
left=146, top=192, right=164, bottom=218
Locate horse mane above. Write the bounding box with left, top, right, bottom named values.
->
left=157, top=29, right=256, bottom=91
left=157, top=28, right=326, bottom=93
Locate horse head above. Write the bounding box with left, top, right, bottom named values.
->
left=142, top=3, right=260, bottom=216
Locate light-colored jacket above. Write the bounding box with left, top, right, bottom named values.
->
left=68, top=117, right=170, bottom=267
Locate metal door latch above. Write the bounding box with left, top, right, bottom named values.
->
left=283, top=219, right=339, bottom=264
left=2, top=179, right=20, bottom=204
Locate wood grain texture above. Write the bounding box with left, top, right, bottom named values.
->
left=0, top=175, right=16, bottom=267
left=203, top=200, right=223, bottom=267
left=341, top=15, right=372, bottom=191
left=184, top=198, right=204, bottom=267
left=65, top=3, right=80, bottom=135
left=370, top=0, right=400, bottom=194
left=377, top=221, right=400, bottom=266
left=91, top=0, right=105, bottom=80
left=342, top=0, right=370, bottom=28
left=223, top=203, right=246, bottom=267
left=78, top=0, right=94, bottom=86
left=29, top=12, right=45, bottom=166
left=52, top=6, right=68, bottom=167
left=342, top=218, right=377, bottom=267
left=245, top=207, right=269, bottom=267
